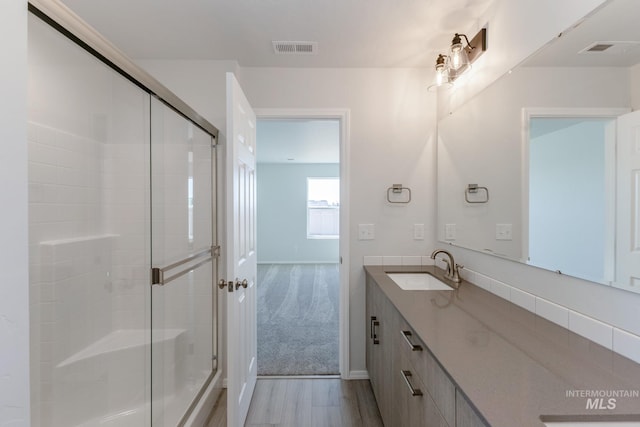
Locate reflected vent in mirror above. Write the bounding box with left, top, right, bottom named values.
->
left=272, top=41, right=318, bottom=55
left=579, top=41, right=640, bottom=55
left=585, top=43, right=614, bottom=52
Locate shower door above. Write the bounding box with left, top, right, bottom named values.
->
left=28, top=3, right=219, bottom=425
left=150, top=97, right=217, bottom=426
left=28, top=11, right=152, bottom=427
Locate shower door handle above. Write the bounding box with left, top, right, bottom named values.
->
left=151, top=247, right=213, bottom=286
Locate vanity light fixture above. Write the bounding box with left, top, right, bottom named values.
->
left=427, top=54, right=453, bottom=92
left=449, top=28, right=487, bottom=75
left=428, top=28, right=487, bottom=91
left=450, top=33, right=471, bottom=71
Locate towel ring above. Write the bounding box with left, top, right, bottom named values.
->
left=387, top=184, right=411, bottom=204
left=465, top=184, right=489, bottom=204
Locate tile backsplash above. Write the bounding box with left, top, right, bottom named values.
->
left=363, top=255, right=640, bottom=364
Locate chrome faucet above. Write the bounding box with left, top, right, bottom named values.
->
left=430, top=249, right=461, bottom=283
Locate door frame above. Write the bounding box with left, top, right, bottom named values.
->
left=254, top=108, right=351, bottom=379
left=521, top=107, right=629, bottom=284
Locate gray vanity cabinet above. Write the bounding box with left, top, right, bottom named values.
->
left=366, top=276, right=393, bottom=422
left=366, top=276, right=451, bottom=426
left=366, top=276, right=489, bottom=427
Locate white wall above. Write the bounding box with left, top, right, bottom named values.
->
left=529, top=120, right=607, bottom=282
left=0, top=1, right=30, bottom=426
left=257, top=163, right=340, bottom=263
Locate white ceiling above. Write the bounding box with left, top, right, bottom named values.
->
left=60, top=0, right=494, bottom=68
left=523, top=0, right=640, bottom=68
left=256, top=119, right=340, bottom=164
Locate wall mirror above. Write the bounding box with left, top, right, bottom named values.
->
left=437, top=0, right=640, bottom=293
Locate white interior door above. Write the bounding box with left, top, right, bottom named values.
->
left=225, top=72, right=257, bottom=427
left=616, top=110, right=640, bottom=292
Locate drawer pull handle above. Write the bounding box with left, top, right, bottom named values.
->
left=401, top=370, right=423, bottom=396
left=370, top=316, right=380, bottom=344
left=401, top=330, right=423, bottom=351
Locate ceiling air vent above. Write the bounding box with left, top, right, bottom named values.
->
left=272, top=41, right=318, bottom=55
left=585, top=43, right=614, bottom=52
left=579, top=41, right=640, bottom=55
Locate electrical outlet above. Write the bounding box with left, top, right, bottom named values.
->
left=496, top=224, right=513, bottom=241
left=414, top=224, right=424, bottom=240
left=445, top=224, right=456, bottom=240
left=358, top=224, right=375, bottom=240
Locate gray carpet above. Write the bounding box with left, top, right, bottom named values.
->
left=257, top=264, right=340, bottom=376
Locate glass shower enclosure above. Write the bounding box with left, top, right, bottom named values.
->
left=27, top=4, right=218, bottom=426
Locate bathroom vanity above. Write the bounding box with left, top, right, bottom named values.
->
left=365, top=265, right=640, bottom=427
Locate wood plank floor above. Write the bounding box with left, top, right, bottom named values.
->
left=206, top=378, right=384, bottom=427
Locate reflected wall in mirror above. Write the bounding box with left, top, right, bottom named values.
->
left=526, top=114, right=616, bottom=284
left=437, top=0, right=640, bottom=293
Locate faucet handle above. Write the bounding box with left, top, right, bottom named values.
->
left=451, top=264, right=463, bottom=283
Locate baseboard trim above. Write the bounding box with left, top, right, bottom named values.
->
left=258, top=375, right=341, bottom=379
left=348, top=370, right=370, bottom=380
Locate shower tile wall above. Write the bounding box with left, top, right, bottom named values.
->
left=28, top=14, right=150, bottom=426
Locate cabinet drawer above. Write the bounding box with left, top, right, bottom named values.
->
left=395, top=317, right=456, bottom=427
left=392, top=348, right=449, bottom=427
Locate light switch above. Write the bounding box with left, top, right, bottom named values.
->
left=496, top=224, right=513, bottom=241
left=358, top=224, right=375, bottom=240
left=414, top=224, right=424, bottom=240
left=445, top=224, right=456, bottom=241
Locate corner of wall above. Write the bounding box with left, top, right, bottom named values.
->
left=1, top=2, right=30, bottom=425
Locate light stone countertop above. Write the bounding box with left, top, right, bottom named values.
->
left=364, top=265, right=640, bottom=427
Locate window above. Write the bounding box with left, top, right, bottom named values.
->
left=307, top=178, right=339, bottom=239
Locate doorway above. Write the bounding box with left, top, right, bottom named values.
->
left=522, top=108, right=627, bottom=285
left=255, top=111, right=349, bottom=377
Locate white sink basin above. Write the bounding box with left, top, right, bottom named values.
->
left=387, top=273, right=453, bottom=291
